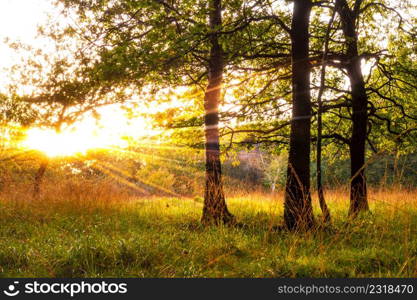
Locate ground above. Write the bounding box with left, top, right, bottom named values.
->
left=0, top=189, right=416, bottom=277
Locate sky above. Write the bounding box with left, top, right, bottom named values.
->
left=0, top=1, right=161, bottom=155
left=0, top=0, right=53, bottom=73
left=0, top=0, right=50, bottom=35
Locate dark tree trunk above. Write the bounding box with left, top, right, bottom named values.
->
left=33, top=160, right=48, bottom=198
left=317, top=104, right=331, bottom=223
left=201, top=0, right=234, bottom=225
left=335, top=0, right=369, bottom=217
left=316, top=9, right=335, bottom=224
left=284, top=0, right=315, bottom=230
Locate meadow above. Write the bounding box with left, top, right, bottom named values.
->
left=1, top=182, right=416, bottom=278
left=0, top=0, right=416, bottom=285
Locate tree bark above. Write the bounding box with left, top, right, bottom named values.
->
left=284, top=0, right=315, bottom=230
left=335, top=0, right=369, bottom=217
left=201, top=0, right=234, bottom=225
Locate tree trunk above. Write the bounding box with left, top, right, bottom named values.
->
left=316, top=9, right=335, bottom=224
left=284, top=0, right=315, bottom=230
left=33, top=160, right=48, bottom=198
left=201, top=0, right=234, bottom=225
left=317, top=112, right=331, bottom=223
left=335, top=0, right=369, bottom=217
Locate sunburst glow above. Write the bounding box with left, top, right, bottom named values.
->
left=20, top=105, right=157, bottom=157
left=21, top=127, right=128, bottom=157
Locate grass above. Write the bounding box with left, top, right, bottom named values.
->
left=0, top=186, right=417, bottom=278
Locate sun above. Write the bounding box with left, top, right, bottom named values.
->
left=21, top=127, right=128, bottom=157
left=20, top=104, right=158, bottom=157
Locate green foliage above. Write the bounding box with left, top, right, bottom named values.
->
left=0, top=93, right=37, bottom=126
left=5, top=0, right=416, bottom=160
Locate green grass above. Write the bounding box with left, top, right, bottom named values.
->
left=0, top=191, right=416, bottom=277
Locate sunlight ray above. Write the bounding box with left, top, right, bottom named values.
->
left=94, top=160, right=181, bottom=197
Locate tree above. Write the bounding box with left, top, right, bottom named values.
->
left=315, top=6, right=335, bottom=223
left=201, top=0, right=235, bottom=224
left=12, top=0, right=246, bottom=225
left=33, top=159, right=48, bottom=198
left=284, top=0, right=315, bottom=230
left=9, top=0, right=417, bottom=227
left=334, top=0, right=369, bottom=217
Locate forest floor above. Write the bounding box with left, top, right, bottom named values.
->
left=0, top=188, right=416, bottom=277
